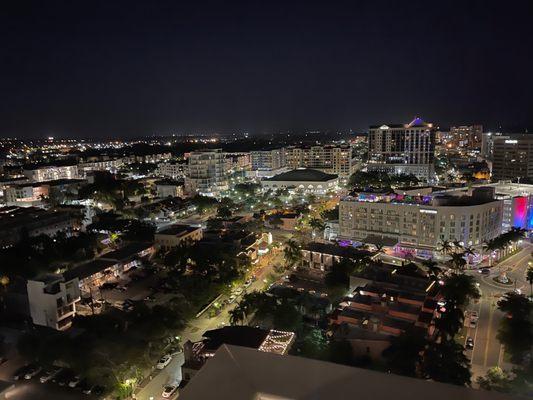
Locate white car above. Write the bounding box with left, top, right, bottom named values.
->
left=68, top=375, right=82, bottom=388
left=24, top=365, right=42, bottom=380
left=162, top=384, right=178, bottom=398
left=39, top=367, right=62, bottom=383
left=469, top=311, right=479, bottom=321
left=156, top=355, right=172, bottom=370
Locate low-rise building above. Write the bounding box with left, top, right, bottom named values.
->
left=23, top=163, right=79, bottom=182
left=155, top=179, right=184, bottom=198
left=155, top=225, right=203, bottom=250
left=182, top=326, right=295, bottom=383
left=27, top=275, right=81, bottom=330
left=261, top=168, right=338, bottom=195
left=301, top=242, right=370, bottom=273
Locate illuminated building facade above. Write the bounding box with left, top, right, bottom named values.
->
left=492, top=134, right=533, bottom=182
left=367, top=117, right=435, bottom=181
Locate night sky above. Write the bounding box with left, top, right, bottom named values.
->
left=1, top=0, right=532, bottom=138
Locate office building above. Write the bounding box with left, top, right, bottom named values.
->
left=449, top=125, right=483, bottom=149
left=367, top=117, right=435, bottom=181
left=250, top=148, right=287, bottom=177
left=185, top=149, right=229, bottom=197
left=492, top=134, right=533, bottom=182
left=27, top=275, right=81, bottom=330
left=285, top=144, right=354, bottom=177
left=339, top=187, right=502, bottom=256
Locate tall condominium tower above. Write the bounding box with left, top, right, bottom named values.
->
left=367, top=117, right=435, bottom=181
left=185, top=149, right=228, bottom=197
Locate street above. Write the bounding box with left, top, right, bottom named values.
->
left=464, top=243, right=532, bottom=379
left=134, top=232, right=287, bottom=400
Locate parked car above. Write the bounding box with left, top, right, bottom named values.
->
left=40, top=366, right=62, bottom=383
left=228, top=295, right=237, bottom=304
left=13, top=365, right=32, bottom=381
left=68, top=375, right=82, bottom=388
left=156, top=355, right=172, bottom=370
left=54, top=369, right=75, bottom=386
left=24, top=364, right=42, bottom=380
left=470, top=311, right=479, bottom=322
left=466, top=337, right=474, bottom=350
left=162, top=384, right=178, bottom=398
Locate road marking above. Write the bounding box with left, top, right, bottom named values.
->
left=483, top=300, right=495, bottom=367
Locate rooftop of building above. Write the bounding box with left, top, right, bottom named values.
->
left=63, top=259, right=118, bottom=282
left=201, top=326, right=269, bottom=353
left=157, top=224, right=201, bottom=236
left=180, top=344, right=518, bottom=400
left=266, top=168, right=338, bottom=182
left=303, top=242, right=371, bottom=258
left=99, top=242, right=153, bottom=262
left=154, top=178, right=184, bottom=186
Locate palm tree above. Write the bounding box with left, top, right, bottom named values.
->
left=439, top=240, right=452, bottom=256
left=448, top=252, right=467, bottom=272
left=526, top=265, right=533, bottom=299
left=308, top=218, right=325, bottom=239
left=435, top=306, right=464, bottom=340
left=422, top=259, right=442, bottom=280
left=229, top=304, right=247, bottom=326
left=440, top=273, right=480, bottom=307
left=283, top=239, right=302, bottom=269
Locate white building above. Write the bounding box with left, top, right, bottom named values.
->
left=23, top=164, right=79, bottom=182
left=27, top=275, right=81, bottom=330
left=285, top=144, right=354, bottom=177
left=185, top=149, right=229, bottom=197
left=155, top=179, right=184, bottom=198
left=339, top=187, right=502, bottom=255
left=261, top=169, right=338, bottom=195
left=157, top=160, right=188, bottom=180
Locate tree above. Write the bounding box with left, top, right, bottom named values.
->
left=438, top=240, right=452, bottom=256
left=448, top=252, right=467, bottom=272
left=217, top=205, right=232, bottom=219
left=526, top=265, right=533, bottom=298
left=229, top=304, right=247, bottom=326
left=422, top=259, right=442, bottom=280
left=476, top=367, right=513, bottom=392
left=435, top=306, right=464, bottom=340
left=496, top=292, right=533, bottom=363
left=421, top=340, right=471, bottom=386
left=440, top=273, right=480, bottom=307
left=382, top=329, right=426, bottom=377
left=283, top=239, right=302, bottom=269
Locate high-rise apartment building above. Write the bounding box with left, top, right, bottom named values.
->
left=367, top=117, right=435, bottom=181
left=284, top=144, right=354, bottom=177
left=449, top=125, right=483, bottom=149
left=185, top=149, right=229, bottom=197
left=492, top=134, right=533, bottom=182
left=251, top=149, right=287, bottom=171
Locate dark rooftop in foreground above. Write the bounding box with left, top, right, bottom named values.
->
left=201, top=326, right=269, bottom=352
left=266, top=168, right=338, bottom=182
left=179, top=345, right=519, bottom=400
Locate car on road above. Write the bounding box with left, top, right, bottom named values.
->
left=228, top=295, right=237, bottom=304
left=478, top=267, right=490, bottom=275
left=470, top=311, right=479, bottom=321
left=81, top=383, right=104, bottom=395
left=40, top=366, right=62, bottom=383
left=24, top=364, right=42, bottom=380
left=466, top=337, right=474, bottom=349
left=13, top=365, right=33, bottom=380
left=156, top=354, right=172, bottom=369
left=244, top=279, right=252, bottom=288
left=162, top=384, right=178, bottom=398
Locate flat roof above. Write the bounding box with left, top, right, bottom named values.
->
left=64, top=259, right=118, bottom=281
left=100, top=242, right=153, bottom=261
left=157, top=224, right=200, bottom=236
left=180, top=345, right=518, bottom=400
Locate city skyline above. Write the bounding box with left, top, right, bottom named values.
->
left=1, top=0, right=533, bottom=138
